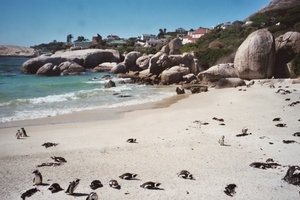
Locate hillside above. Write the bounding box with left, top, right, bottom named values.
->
left=180, top=1, right=300, bottom=69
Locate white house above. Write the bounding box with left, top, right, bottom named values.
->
left=182, top=28, right=211, bottom=44
left=141, top=34, right=157, bottom=41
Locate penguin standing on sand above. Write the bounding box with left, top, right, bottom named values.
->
left=218, top=135, right=225, bottom=146
left=177, top=170, right=194, bottom=179
left=33, top=170, right=42, bottom=185
left=86, top=192, right=98, bottom=200
left=119, top=173, right=138, bottom=180
left=21, top=127, right=28, bottom=137
left=16, top=130, right=22, bottom=139
left=242, top=127, right=248, bottom=134
left=65, top=179, right=80, bottom=194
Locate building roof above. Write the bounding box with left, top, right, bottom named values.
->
left=193, top=28, right=211, bottom=35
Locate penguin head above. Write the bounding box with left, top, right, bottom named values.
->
left=32, top=170, right=39, bottom=174
left=154, top=182, right=161, bottom=187
left=132, top=174, right=138, bottom=178
left=188, top=174, right=193, bottom=179
left=75, top=179, right=80, bottom=183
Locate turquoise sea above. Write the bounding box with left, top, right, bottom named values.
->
left=0, top=57, right=175, bottom=124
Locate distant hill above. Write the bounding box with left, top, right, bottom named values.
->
left=0, top=45, right=38, bottom=57
left=246, top=0, right=300, bottom=20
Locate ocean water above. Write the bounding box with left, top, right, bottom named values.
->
left=0, top=57, right=176, bottom=124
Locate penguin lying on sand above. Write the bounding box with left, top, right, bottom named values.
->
left=86, top=192, right=98, bottom=200
left=48, top=183, right=63, bottom=193
left=21, top=187, right=39, bottom=200
left=90, top=180, right=103, bottom=190
left=140, top=181, right=161, bottom=189
left=177, top=170, right=194, bottom=179
left=119, top=173, right=138, bottom=180
left=109, top=180, right=120, bottom=189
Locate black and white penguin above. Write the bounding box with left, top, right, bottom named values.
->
left=51, top=156, right=67, bottom=163
left=21, top=187, right=39, bottom=200
left=242, top=127, right=248, bottom=134
left=32, top=170, right=42, bottom=185
left=109, top=180, right=120, bottom=189
left=21, top=127, right=28, bottom=137
left=177, top=170, right=194, bottom=179
left=16, top=130, right=22, bottom=139
left=65, top=179, right=80, bottom=194
left=126, top=138, right=137, bottom=143
left=119, top=173, right=137, bottom=180
left=90, top=180, right=103, bottom=190
left=140, top=181, right=161, bottom=189
left=218, top=135, right=225, bottom=146
left=272, top=117, right=281, bottom=121
left=275, top=123, right=287, bottom=127
left=86, top=192, right=98, bottom=200
left=48, top=183, right=63, bottom=193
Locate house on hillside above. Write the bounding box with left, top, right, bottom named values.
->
left=182, top=28, right=211, bottom=44
left=106, top=34, right=120, bottom=42
left=176, top=27, right=187, bottom=33
left=141, top=34, right=157, bottom=41
left=144, top=38, right=168, bottom=47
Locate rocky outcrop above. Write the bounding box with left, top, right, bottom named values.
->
left=168, top=38, right=182, bottom=55
left=124, top=51, right=142, bottom=69
left=0, top=45, right=38, bottom=57
left=92, top=62, right=117, bottom=72
left=105, top=80, right=116, bottom=88
left=136, top=55, right=152, bottom=70
left=274, top=32, right=300, bottom=78
left=234, top=29, right=275, bottom=79
left=197, top=63, right=237, bottom=83
left=160, top=66, right=189, bottom=84
left=36, top=63, right=60, bottom=76
left=59, top=61, right=86, bottom=75
left=110, top=63, right=127, bottom=74
left=22, top=49, right=120, bottom=74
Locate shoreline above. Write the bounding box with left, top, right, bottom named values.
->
left=0, top=92, right=189, bottom=129
left=1, top=79, right=300, bottom=199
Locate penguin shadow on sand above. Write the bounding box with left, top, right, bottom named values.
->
left=68, top=193, right=89, bottom=197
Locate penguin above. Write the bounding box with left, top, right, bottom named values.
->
left=177, top=170, right=194, bottom=179
left=140, top=181, right=161, bottom=189
left=126, top=138, right=137, bottom=143
left=242, top=127, right=248, bottom=134
left=21, top=187, right=39, bottom=200
left=16, top=130, right=22, bottom=139
left=32, top=170, right=42, bottom=185
left=109, top=180, right=120, bottom=189
left=90, top=180, right=103, bottom=190
left=51, top=156, right=67, bottom=163
left=275, top=123, right=287, bottom=127
left=21, top=127, right=28, bottom=137
left=65, top=179, right=80, bottom=194
left=218, top=135, right=225, bottom=146
left=48, top=183, right=63, bottom=193
left=119, top=173, right=137, bottom=180
left=86, top=192, right=98, bottom=200
left=272, top=117, right=281, bottom=121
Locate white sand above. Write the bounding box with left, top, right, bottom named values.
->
left=0, top=79, right=300, bottom=199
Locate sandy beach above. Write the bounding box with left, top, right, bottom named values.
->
left=1, top=79, right=300, bottom=200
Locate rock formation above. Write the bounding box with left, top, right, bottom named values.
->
left=234, top=29, right=275, bottom=79
left=0, top=45, right=38, bottom=57
left=22, top=49, right=120, bottom=75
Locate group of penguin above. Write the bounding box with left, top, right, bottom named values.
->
left=15, top=127, right=28, bottom=139
left=26, top=169, right=194, bottom=199
left=21, top=137, right=194, bottom=199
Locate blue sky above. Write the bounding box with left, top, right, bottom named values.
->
left=0, top=0, right=271, bottom=47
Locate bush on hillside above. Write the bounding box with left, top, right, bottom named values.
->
left=291, top=52, right=300, bottom=76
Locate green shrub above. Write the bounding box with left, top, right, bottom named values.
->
left=291, top=52, right=300, bottom=76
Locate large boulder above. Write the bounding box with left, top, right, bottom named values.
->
left=197, top=63, right=237, bottom=83
left=110, top=63, right=127, bottom=74
left=124, top=51, right=142, bottom=69
left=275, top=31, right=300, bottom=53
left=59, top=61, right=86, bottom=75
left=149, top=51, right=164, bottom=75
left=136, top=55, right=152, bottom=70
left=168, top=38, right=182, bottom=55
left=234, top=29, right=275, bottom=79
left=36, top=63, right=61, bottom=76
left=22, top=49, right=120, bottom=74
left=92, top=62, right=117, bottom=72
left=160, top=66, right=188, bottom=84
